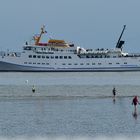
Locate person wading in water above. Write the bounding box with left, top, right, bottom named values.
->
left=112, top=87, right=116, bottom=100
left=132, top=96, right=140, bottom=113
left=32, top=85, right=35, bottom=93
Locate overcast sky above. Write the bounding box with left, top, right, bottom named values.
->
left=0, top=0, right=140, bottom=52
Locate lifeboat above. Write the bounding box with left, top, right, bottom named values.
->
left=48, top=39, right=65, bottom=44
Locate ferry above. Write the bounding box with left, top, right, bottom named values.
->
left=0, top=25, right=140, bottom=72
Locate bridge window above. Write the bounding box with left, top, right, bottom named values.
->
left=29, top=55, right=32, bottom=58
left=60, top=56, right=63, bottom=59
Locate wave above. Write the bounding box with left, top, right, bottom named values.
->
left=0, top=94, right=135, bottom=100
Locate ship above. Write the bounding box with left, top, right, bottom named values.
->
left=0, top=25, right=140, bottom=72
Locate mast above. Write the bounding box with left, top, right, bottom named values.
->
left=34, top=25, right=47, bottom=45
left=115, top=25, right=126, bottom=49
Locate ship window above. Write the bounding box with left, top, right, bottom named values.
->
left=55, top=56, right=58, bottom=59
left=80, top=63, right=84, bottom=65
left=33, top=55, right=36, bottom=58
left=46, top=63, right=49, bottom=65
left=29, top=55, right=32, bottom=58
left=74, top=63, right=78, bottom=65
left=68, top=56, right=72, bottom=59
left=98, top=63, right=101, bottom=65
left=124, top=62, right=127, bottom=64
left=60, top=56, right=63, bottom=59
left=37, top=63, right=40, bottom=64
left=116, top=62, right=120, bottom=64
left=62, top=63, right=66, bottom=65
left=51, top=56, right=54, bottom=59
left=113, top=56, right=116, bottom=58
left=92, top=63, right=95, bottom=65
left=37, top=55, right=41, bottom=58
left=24, top=47, right=31, bottom=50
left=109, top=63, right=112, bottom=65
left=68, top=63, right=72, bottom=65
left=29, top=62, right=32, bottom=64
left=42, top=63, right=45, bottom=65
left=42, top=56, right=45, bottom=58
left=24, top=62, right=27, bottom=64
left=64, top=56, right=67, bottom=59
left=46, top=56, right=49, bottom=59
left=33, top=62, right=36, bottom=64
left=86, top=63, right=90, bottom=65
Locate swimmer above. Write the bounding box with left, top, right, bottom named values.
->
left=112, top=87, right=116, bottom=99
left=32, top=85, right=35, bottom=93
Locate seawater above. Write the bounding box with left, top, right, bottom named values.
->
left=0, top=72, right=140, bottom=138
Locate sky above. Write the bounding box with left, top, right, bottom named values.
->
left=0, top=0, right=140, bottom=52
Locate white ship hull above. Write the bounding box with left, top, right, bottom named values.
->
left=0, top=56, right=140, bottom=72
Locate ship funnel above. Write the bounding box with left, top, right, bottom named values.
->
left=117, top=40, right=125, bottom=49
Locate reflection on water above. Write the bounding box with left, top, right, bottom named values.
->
left=0, top=96, right=139, bottom=137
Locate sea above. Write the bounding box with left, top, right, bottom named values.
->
left=0, top=72, right=140, bottom=140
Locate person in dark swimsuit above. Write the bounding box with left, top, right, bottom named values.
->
left=32, top=85, right=35, bottom=93
left=112, top=87, right=116, bottom=99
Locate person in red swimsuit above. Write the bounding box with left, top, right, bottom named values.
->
left=132, top=96, right=140, bottom=112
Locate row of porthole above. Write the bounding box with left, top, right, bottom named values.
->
left=24, top=62, right=49, bottom=65
left=24, top=62, right=128, bottom=65
left=62, top=62, right=127, bottom=65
